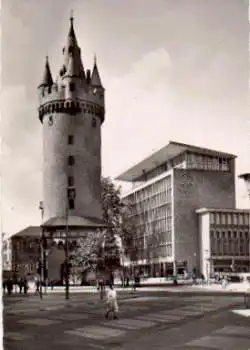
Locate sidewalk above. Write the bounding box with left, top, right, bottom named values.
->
left=4, top=289, right=141, bottom=313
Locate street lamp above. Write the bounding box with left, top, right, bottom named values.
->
left=39, top=201, right=46, bottom=299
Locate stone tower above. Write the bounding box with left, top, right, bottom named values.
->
left=38, top=16, right=105, bottom=225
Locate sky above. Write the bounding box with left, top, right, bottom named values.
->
left=1, top=0, right=249, bottom=236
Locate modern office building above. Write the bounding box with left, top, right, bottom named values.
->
left=197, top=208, right=250, bottom=279
left=116, top=141, right=241, bottom=277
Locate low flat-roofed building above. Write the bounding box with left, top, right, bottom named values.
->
left=197, top=208, right=250, bottom=279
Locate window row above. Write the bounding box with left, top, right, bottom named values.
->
left=211, top=238, right=250, bottom=256
left=211, top=230, right=250, bottom=240
left=210, top=212, right=249, bottom=226
left=130, top=203, right=172, bottom=220
left=186, top=153, right=230, bottom=172
left=132, top=176, right=172, bottom=202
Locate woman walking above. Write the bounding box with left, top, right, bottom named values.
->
left=105, top=284, right=119, bottom=320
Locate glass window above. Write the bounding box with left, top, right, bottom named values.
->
left=92, top=117, right=97, bottom=128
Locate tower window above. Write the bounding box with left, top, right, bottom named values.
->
left=69, top=83, right=75, bottom=92
left=69, top=199, right=75, bottom=210
left=68, top=135, right=74, bottom=145
left=68, top=176, right=74, bottom=187
left=92, top=117, right=97, bottom=128
left=48, top=115, right=53, bottom=126
left=68, top=156, right=75, bottom=166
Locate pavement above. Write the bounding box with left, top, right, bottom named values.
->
left=6, top=280, right=250, bottom=295
left=4, top=290, right=250, bottom=350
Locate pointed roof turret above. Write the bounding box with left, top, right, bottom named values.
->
left=91, top=55, right=103, bottom=87
left=67, top=11, right=78, bottom=51
left=38, top=56, right=53, bottom=88
left=62, top=12, right=84, bottom=79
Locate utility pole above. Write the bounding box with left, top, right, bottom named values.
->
left=39, top=201, right=44, bottom=300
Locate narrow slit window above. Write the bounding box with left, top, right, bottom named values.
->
left=68, top=176, right=74, bottom=187
left=68, top=135, right=74, bottom=145
left=92, top=117, right=97, bottom=128
left=68, top=156, right=75, bottom=166
left=69, top=83, right=75, bottom=92
left=69, top=199, right=75, bottom=210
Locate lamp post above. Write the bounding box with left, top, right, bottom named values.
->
left=239, top=173, right=250, bottom=272
left=39, top=201, right=45, bottom=299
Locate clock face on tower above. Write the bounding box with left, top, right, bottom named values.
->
left=93, top=88, right=97, bottom=95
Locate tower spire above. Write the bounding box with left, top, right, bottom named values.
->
left=91, top=54, right=103, bottom=87
left=38, top=55, right=53, bottom=88
left=62, top=12, right=85, bottom=79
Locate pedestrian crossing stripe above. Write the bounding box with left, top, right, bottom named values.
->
left=136, top=314, right=183, bottom=323
left=51, top=313, right=89, bottom=321
left=102, top=318, right=156, bottom=330
left=214, top=326, right=250, bottom=336
left=4, top=332, right=31, bottom=341
left=65, top=326, right=126, bottom=340
left=18, top=318, right=61, bottom=326
left=232, top=309, right=250, bottom=317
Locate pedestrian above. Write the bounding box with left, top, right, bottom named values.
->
left=18, top=278, right=24, bottom=294
left=98, top=278, right=105, bottom=300
left=3, top=280, right=7, bottom=294
left=34, top=276, right=40, bottom=295
left=105, top=283, right=119, bottom=320
left=6, top=278, right=13, bottom=295
left=23, top=276, right=29, bottom=295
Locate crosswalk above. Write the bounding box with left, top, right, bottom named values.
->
left=183, top=326, right=250, bottom=350
left=4, top=297, right=244, bottom=346
left=61, top=299, right=240, bottom=342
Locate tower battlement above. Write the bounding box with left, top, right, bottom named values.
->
left=38, top=16, right=105, bottom=123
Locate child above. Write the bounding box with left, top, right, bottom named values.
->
left=105, top=284, right=118, bottom=320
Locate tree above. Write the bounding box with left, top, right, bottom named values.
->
left=69, top=177, right=130, bottom=278
left=69, top=230, right=103, bottom=278
left=99, top=177, right=124, bottom=273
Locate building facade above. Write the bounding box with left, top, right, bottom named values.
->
left=38, top=15, right=105, bottom=225
left=117, top=141, right=237, bottom=277
left=11, top=227, right=41, bottom=278
left=11, top=226, right=78, bottom=282
left=197, top=208, right=250, bottom=279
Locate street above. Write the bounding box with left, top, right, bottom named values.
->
left=4, top=291, right=250, bottom=350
